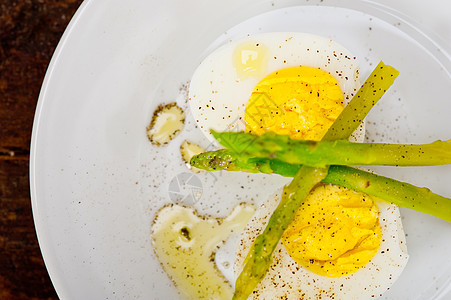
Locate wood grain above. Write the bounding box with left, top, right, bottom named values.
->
left=0, top=159, right=55, bottom=299
left=0, top=0, right=83, bottom=299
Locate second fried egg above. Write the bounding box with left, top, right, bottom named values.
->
left=235, top=188, right=409, bottom=299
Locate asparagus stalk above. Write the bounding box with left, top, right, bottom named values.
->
left=190, top=149, right=275, bottom=174
left=209, top=131, right=451, bottom=168
left=326, top=165, right=451, bottom=222
left=191, top=151, right=451, bottom=222
left=232, top=61, right=400, bottom=300
left=233, top=166, right=328, bottom=300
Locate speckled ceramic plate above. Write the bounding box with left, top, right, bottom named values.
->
left=31, top=0, right=451, bottom=299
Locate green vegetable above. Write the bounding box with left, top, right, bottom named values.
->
left=326, top=166, right=451, bottom=223
left=190, top=149, right=275, bottom=174
left=191, top=151, right=451, bottom=222
left=210, top=131, right=451, bottom=168
left=232, top=61, right=400, bottom=300
left=322, top=61, right=399, bottom=141
left=233, top=166, right=328, bottom=300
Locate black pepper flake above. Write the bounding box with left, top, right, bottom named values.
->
left=180, top=227, right=191, bottom=241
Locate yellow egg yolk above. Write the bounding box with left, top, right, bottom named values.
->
left=282, top=184, right=381, bottom=277
left=244, top=66, right=345, bottom=141
left=244, top=66, right=382, bottom=277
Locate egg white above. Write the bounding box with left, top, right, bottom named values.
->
left=234, top=189, right=409, bottom=300
left=188, top=32, right=363, bottom=144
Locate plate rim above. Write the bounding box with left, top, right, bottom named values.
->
left=29, top=0, right=95, bottom=299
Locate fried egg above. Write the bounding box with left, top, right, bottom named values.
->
left=235, top=188, right=409, bottom=299
left=189, top=32, right=364, bottom=143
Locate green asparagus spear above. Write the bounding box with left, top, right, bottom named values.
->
left=322, top=62, right=399, bottom=141
left=190, top=149, right=275, bottom=174
left=326, top=165, right=451, bottom=222
left=233, top=166, right=329, bottom=300
left=321, top=61, right=399, bottom=141
left=191, top=150, right=451, bottom=222
left=232, top=61, right=400, bottom=300
left=210, top=131, right=451, bottom=168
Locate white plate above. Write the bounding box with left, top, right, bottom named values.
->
left=31, top=0, right=451, bottom=299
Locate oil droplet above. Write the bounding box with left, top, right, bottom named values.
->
left=232, top=42, right=268, bottom=79
left=151, top=203, right=255, bottom=300
left=147, top=102, right=185, bottom=146
left=180, top=140, right=205, bottom=173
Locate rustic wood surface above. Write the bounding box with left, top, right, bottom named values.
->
left=0, top=1, right=84, bottom=299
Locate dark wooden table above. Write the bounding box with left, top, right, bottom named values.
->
left=0, top=1, right=84, bottom=299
